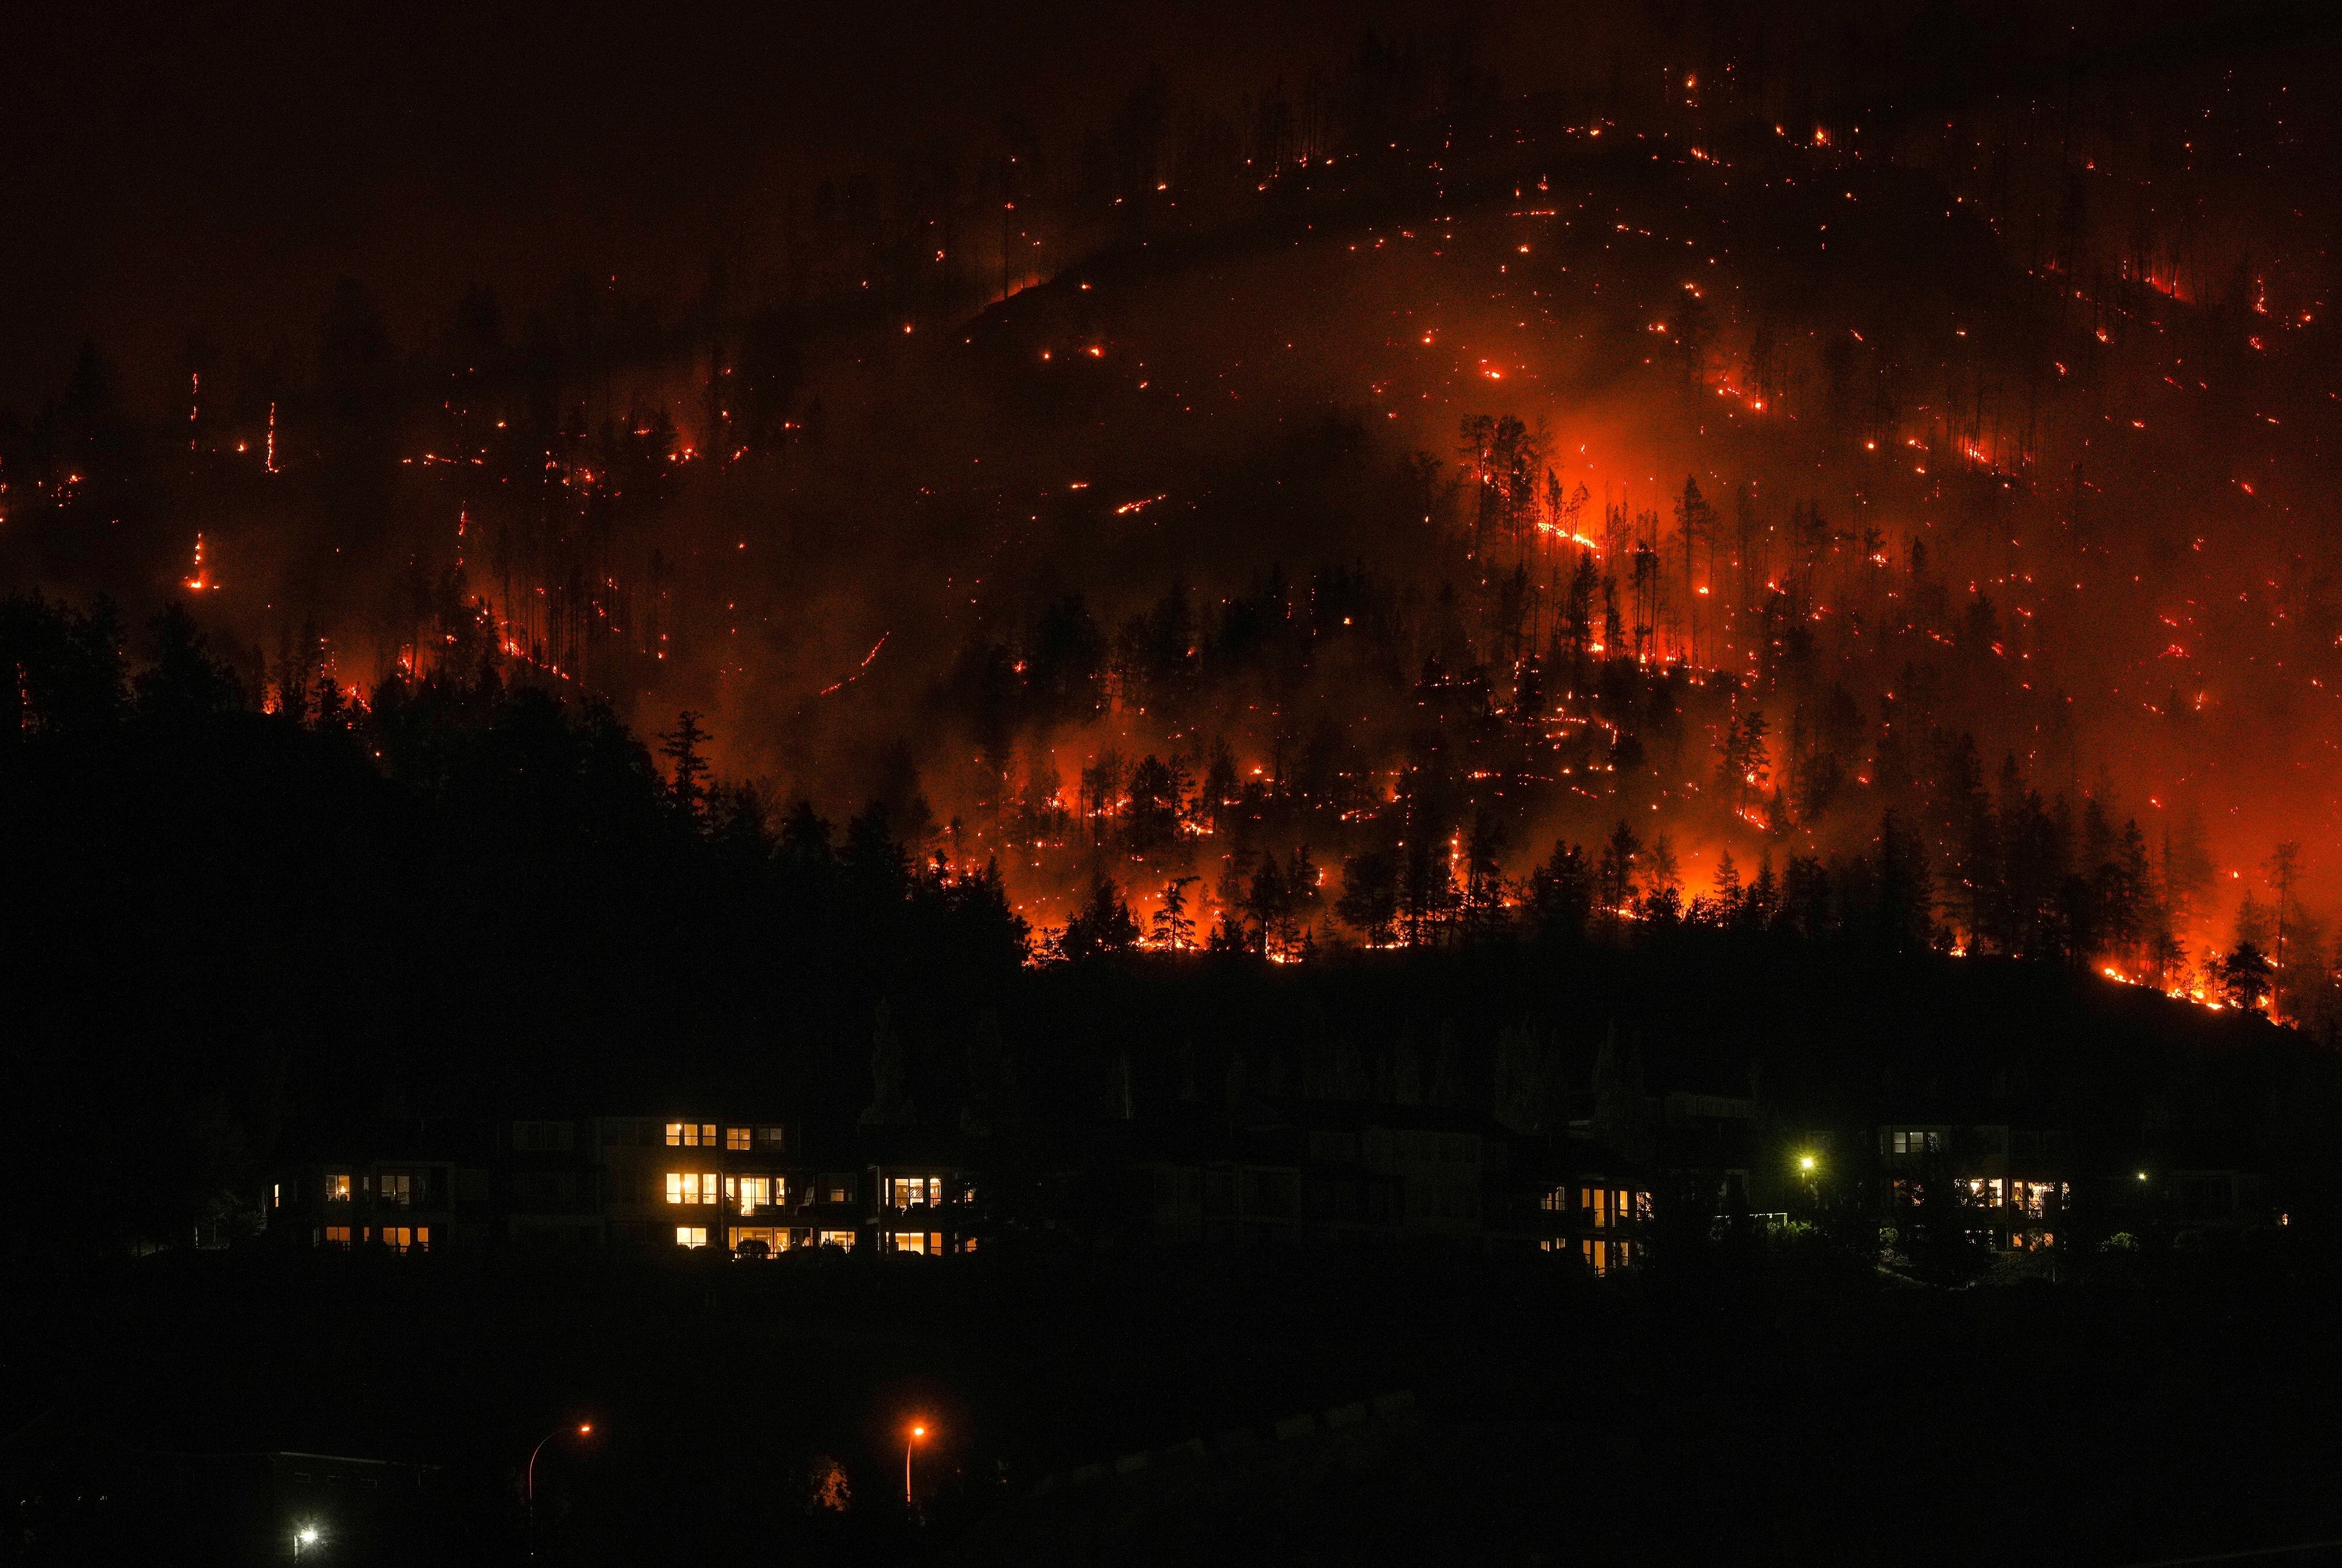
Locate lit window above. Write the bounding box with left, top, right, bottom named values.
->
left=724, top=1175, right=738, bottom=1205
left=675, top=1227, right=708, bottom=1249
left=819, top=1229, right=856, bottom=1251
left=379, top=1172, right=413, bottom=1207
left=727, top=1127, right=751, bottom=1151
left=667, top=1173, right=685, bottom=1204
left=381, top=1226, right=426, bottom=1253
left=1540, top=1186, right=1566, bottom=1212
left=700, top=1124, right=716, bottom=1147
left=666, top=1123, right=685, bottom=1147
left=893, top=1232, right=929, bottom=1255
left=272, top=1183, right=281, bottom=1209
left=739, top=1177, right=771, bottom=1214
left=326, top=1173, right=352, bottom=1202
left=729, top=1226, right=788, bottom=1253
left=666, top=1173, right=720, bottom=1205
left=324, top=1225, right=351, bottom=1248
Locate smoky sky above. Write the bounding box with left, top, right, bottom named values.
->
left=18, top=0, right=2332, bottom=418
left=0, top=0, right=1498, bottom=411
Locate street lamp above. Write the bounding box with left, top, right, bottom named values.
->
left=526, top=1423, right=596, bottom=1557
left=906, top=1422, right=927, bottom=1507
left=293, top=1524, right=321, bottom=1559
left=527, top=1424, right=595, bottom=1503
left=1797, top=1152, right=1820, bottom=1211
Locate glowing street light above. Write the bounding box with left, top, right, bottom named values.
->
left=527, top=1424, right=596, bottom=1502
left=906, top=1421, right=928, bottom=1506
left=293, top=1524, right=321, bottom=1558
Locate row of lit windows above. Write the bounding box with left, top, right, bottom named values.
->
left=1538, top=1186, right=1653, bottom=1227
left=889, top=1177, right=943, bottom=1209
left=320, top=1225, right=429, bottom=1253
left=675, top=1226, right=861, bottom=1251
left=1542, top=1236, right=1634, bottom=1274
left=665, top=1173, right=868, bottom=1208
left=323, top=1172, right=415, bottom=1205
left=667, top=1123, right=786, bottom=1150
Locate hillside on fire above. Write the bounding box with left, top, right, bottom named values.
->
left=4, top=3, right=2338, bottom=1014
left=12, top=4, right=2342, bottom=1563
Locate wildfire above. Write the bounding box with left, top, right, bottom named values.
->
left=183, top=533, right=213, bottom=592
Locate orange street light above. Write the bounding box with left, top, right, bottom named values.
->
left=906, top=1422, right=929, bottom=1505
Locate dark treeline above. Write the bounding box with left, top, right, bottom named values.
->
left=0, top=594, right=1026, bottom=1260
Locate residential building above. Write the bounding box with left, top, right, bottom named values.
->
left=270, top=1116, right=978, bottom=1258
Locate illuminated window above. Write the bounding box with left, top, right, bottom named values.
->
left=271, top=1183, right=281, bottom=1209
left=738, top=1176, right=771, bottom=1214
left=819, top=1229, right=856, bottom=1251
left=729, top=1226, right=788, bottom=1253
left=726, top=1127, right=751, bottom=1151
left=326, top=1173, right=352, bottom=1202
left=1540, top=1186, right=1566, bottom=1212
left=825, top=1175, right=856, bottom=1205
left=893, top=1232, right=929, bottom=1255
left=380, top=1226, right=427, bottom=1253
left=666, top=1123, right=685, bottom=1146
left=666, top=1122, right=718, bottom=1148
left=674, top=1227, right=708, bottom=1248
left=324, top=1226, right=351, bottom=1248
left=1583, top=1237, right=1610, bottom=1275
left=890, top=1177, right=940, bottom=1209
left=379, top=1172, right=413, bottom=1207
left=665, top=1173, right=720, bottom=1205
